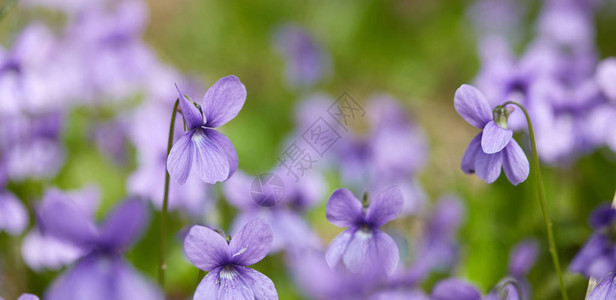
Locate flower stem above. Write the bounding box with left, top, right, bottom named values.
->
left=502, top=101, right=568, bottom=300
left=159, top=99, right=179, bottom=288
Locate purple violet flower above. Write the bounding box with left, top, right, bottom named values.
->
left=167, top=76, right=246, bottom=184
left=275, top=25, right=330, bottom=88
left=596, top=57, right=616, bottom=102
left=128, top=98, right=215, bottom=216
left=22, top=186, right=98, bottom=271
left=38, top=191, right=162, bottom=300
left=183, top=218, right=278, bottom=300
left=454, top=84, right=530, bottom=185
left=0, top=190, right=28, bottom=236
left=325, top=187, right=403, bottom=275
left=589, top=272, right=616, bottom=300
left=570, top=203, right=616, bottom=279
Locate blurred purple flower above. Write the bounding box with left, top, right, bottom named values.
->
left=589, top=272, right=616, bottom=300
left=22, top=186, right=98, bottom=271
left=22, top=229, right=84, bottom=272
left=412, top=195, right=464, bottom=275
left=275, top=25, right=330, bottom=88
left=64, top=0, right=152, bottom=103
left=508, top=239, right=538, bottom=278
left=167, top=77, right=246, bottom=184
left=287, top=247, right=388, bottom=299
left=454, top=84, right=529, bottom=185
left=570, top=203, right=616, bottom=279
left=0, top=112, right=65, bottom=181
left=596, top=57, right=616, bottom=102
left=38, top=191, right=162, bottom=300
left=325, top=187, right=402, bottom=275
left=508, top=239, right=538, bottom=299
left=0, top=190, right=28, bottom=235
left=474, top=39, right=561, bottom=111
left=432, top=277, right=521, bottom=300
left=222, top=169, right=324, bottom=252
left=431, top=279, right=482, bottom=300
left=183, top=218, right=278, bottom=300
left=584, top=104, right=616, bottom=154
left=337, top=95, right=427, bottom=187
left=0, top=23, right=60, bottom=114
left=367, top=95, right=428, bottom=184
left=369, top=290, right=429, bottom=300
left=538, top=0, right=595, bottom=48
left=46, top=253, right=163, bottom=300
left=91, top=117, right=130, bottom=165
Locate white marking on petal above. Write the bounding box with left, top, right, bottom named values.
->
left=232, top=247, right=247, bottom=258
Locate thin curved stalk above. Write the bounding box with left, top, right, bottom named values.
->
left=502, top=101, right=568, bottom=300
left=159, top=99, right=179, bottom=288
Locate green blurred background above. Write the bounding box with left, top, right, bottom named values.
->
left=2, top=0, right=616, bottom=299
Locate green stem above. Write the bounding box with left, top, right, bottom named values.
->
left=159, top=99, right=179, bottom=288
left=502, top=101, right=568, bottom=300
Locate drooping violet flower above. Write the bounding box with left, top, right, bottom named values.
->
left=275, top=25, right=330, bottom=88
left=128, top=99, right=215, bottom=216
left=570, top=203, right=616, bottom=279
left=38, top=191, right=162, bottom=300
left=0, top=190, right=28, bottom=236
left=454, top=84, right=530, bottom=185
left=167, top=76, right=246, bottom=184
left=588, top=272, right=616, bottom=300
left=596, top=57, right=616, bottom=102
left=183, top=218, right=278, bottom=300
left=325, top=187, right=402, bottom=275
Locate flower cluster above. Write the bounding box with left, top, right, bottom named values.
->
left=1, top=0, right=615, bottom=299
